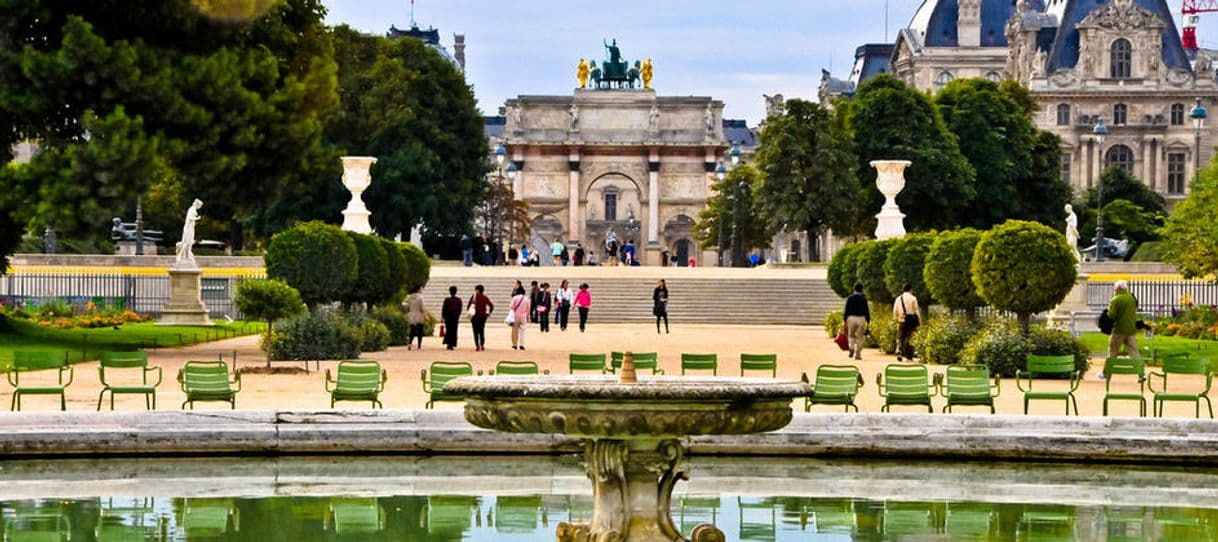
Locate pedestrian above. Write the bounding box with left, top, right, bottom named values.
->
left=467, top=284, right=493, bottom=351
left=509, top=286, right=530, bottom=350
left=842, top=283, right=870, bottom=361
left=557, top=279, right=574, bottom=331
left=441, top=286, right=462, bottom=350
left=588, top=252, right=599, bottom=266
left=574, top=247, right=585, bottom=266
left=1108, top=280, right=1141, bottom=358
left=480, top=236, right=492, bottom=266
left=551, top=238, right=565, bottom=266
left=561, top=247, right=571, bottom=267
left=529, top=281, right=540, bottom=323
left=661, top=247, right=670, bottom=267
left=460, top=235, right=473, bottom=267
left=624, top=240, right=636, bottom=265
left=512, top=280, right=525, bottom=298
left=575, top=283, right=592, bottom=332
left=406, top=285, right=426, bottom=350
left=892, top=283, right=920, bottom=361
left=508, top=246, right=519, bottom=266
left=519, top=244, right=530, bottom=266
left=653, top=279, right=669, bottom=334
left=538, top=283, right=552, bottom=333
left=749, top=252, right=761, bottom=268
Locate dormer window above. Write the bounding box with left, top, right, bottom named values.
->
left=1110, top=38, right=1132, bottom=78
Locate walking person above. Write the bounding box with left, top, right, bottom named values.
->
left=537, top=283, right=552, bottom=333
left=406, top=285, right=426, bottom=350
left=892, top=283, right=921, bottom=361
left=518, top=244, right=530, bottom=267
left=653, top=279, right=669, bottom=334
left=575, top=283, right=592, bottom=332
left=557, top=279, right=574, bottom=331
left=460, top=235, right=473, bottom=267
left=528, top=281, right=540, bottom=323
left=509, top=286, right=531, bottom=350
left=1108, top=280, right=1141, bottom=358
left=842, top=283, right=870, bottom=361
left=551, top=238, right=565, bottom=266
left=467, top=284, right=493, bottom=351
left=441, top=286, right=462, bottom=350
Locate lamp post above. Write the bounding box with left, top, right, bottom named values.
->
left=493, top=143, right=507, bottom=265
left=715, top=162, right=728, bottom=267
left=1092, top=117, right=1109, bottom=262
left=135, top=196, right=145, bottom=256
left=1191, top=97, right=1207, bottom=189
left=505, top=161, right=518, bottom=256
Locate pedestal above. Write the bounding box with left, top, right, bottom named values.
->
left=645, top=242, right=661, bottom=266
left=159, top=268, right=212, bottom=326
left=341, top=156, right=377, bottom=234
left=1049, top=273, right=1093, bottom=331
left=871, top=160, right=911, bottom=241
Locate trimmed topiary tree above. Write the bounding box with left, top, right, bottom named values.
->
left=400, top=242, right=432, bottom=292
left=827, top=242, right=864, bottom=298
left=265, top=221, right=357, bottom=308
left=883, top=232, right=937, bottom=308
left=379, top=237, right=407, bottom=305
left=234, top=279, right=306, bottom=366
left=344, top=232, right=389, bottom=307
left=925, top=228, right=984, bottom=315
left=855, top=239, right=896, bottom=303
left=972, top=220, right=1077, bottom=334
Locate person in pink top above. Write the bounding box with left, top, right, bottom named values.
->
left=574, top=283, right=592, bottom=333
left=509, top=288, right=531, bottom=350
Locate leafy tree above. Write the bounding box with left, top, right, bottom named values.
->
left=1161, top=162, right=1218, bottom=278
left=883, top=232, right=937, bottom=308
left=827, top=242, right=864, bottom=298
left=972, top=220, right=1077, bottom=334
left=854, top=239, right=896, bottom=303
left=849, top=75, right=975, bottom=233
left=1076, top=167, right=1167, bottom=247
left=1082, top=166, right=1167, bottom=214
left=924, top=228, right=985, bottom=315
left=1020, top=130, right=1073, bottom=226
left=265, top=221, right=357, bottom=308
left=400, top=242, right=431, bottom=293
left=343, top=232, right=389, bottom=307
left=326, top=25, right=488, bottom=238
left=694, top=163, right=768, bottom=264
left=379, top=237, right=407, bottom=305
left=754, top=99, right=857, bottom=260
left=234, top=279, right=306, bottom=366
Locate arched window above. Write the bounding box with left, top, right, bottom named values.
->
left=1171, top=103, right=1186, bottom=125
left=1056, top=104, right=1071, bottom=126
left=985, top=71, right=1002, bottom=83
left=934, top=71, right=954, bottom=89
left=1110, top=38, right=1132, bottom=78
left=1113, top=103, right=1128, bottom=126
left=1105, top=144, right=1135, bottom=173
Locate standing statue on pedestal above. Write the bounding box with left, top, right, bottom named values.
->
left=1064, top=203, right=1081, bottom=262
left=568, top=103, right=580, bottom=132
left=176, top=199, right=203, bottom=268
left=577, top=58, right=590, bottom=89
left=641, top=58, right=653, bottom=89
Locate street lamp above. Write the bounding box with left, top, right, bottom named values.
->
left=1092, top=117, right=1109, bottom=263
left=731, top=177, right=747, bottom=267
left=1191, top=97, right=1207, bottom=189
left=505, top=161, right=518, bottom=255
left=715, top=162, right=728, bottom=267
left=730, top=144, right=741, bottom=167
left=492, top=143, right=508, bottom=264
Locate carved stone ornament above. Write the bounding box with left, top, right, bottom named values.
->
left=1050, top=69, right=1081, bottom=88
left=1079, top=0, right=1164, bottom=32
left=1167, top=68, right=1194, bottom=87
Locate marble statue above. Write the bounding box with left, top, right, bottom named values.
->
left=577, top=58, right=590, bottom=89
left=648, top=105, right=660, bottom=133
left=1065, top=203, right=1080, bottom=261
left=763, top=94, right=784, bottom=118
left=704, top=104, right=714, bottom=135
left=641, top=58, right=653, bottom=89
left=176, top=199, right=203, bottom=267
left=511, top=104, right=523, bottom=134
left=1032, top=48, right=1047, bottom=77
left=1197, top=54, right=1213, bottom=75
left=569, top=103, right=580, bottom=132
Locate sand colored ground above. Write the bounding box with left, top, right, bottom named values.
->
left=6, top=320, right=1211, bottom=420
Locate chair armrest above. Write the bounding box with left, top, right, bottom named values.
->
left=97, top=366, right=107, bottom=387
left=543, top=369, right=552, bottom=375
left=1014, top=370, right=1029, bottom=392
left=856, top=373, right=865, bottom=389
left=325, top=369, right=335, bottom=392
left=60, top=365, right=74, bottom=388
left=931, top=373, right=943, bottom=397
left=377, top=370, right=388, bottom=393
left=177, top=369, right=187, bottom=392
left=991, top=375, right=1001, bottom=397
left=653, top=367, right=664, bottom=375
left=1069, top=371, right=1081, bottom=392
left=420, top=370, right=430, bottom=393
left=146, top=365, right=164, bottom=387
left=6, top=368, right=16, bottom=388
left=874, top=372, right=886, bottom=396
left=1147, top=371, right=1165, bottom=393
left=231, top=371, right=242, bottom=393
left=1204, top=372, right=1214, bottom=394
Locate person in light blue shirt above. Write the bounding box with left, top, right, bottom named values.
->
left=551, top=239, right=565, bottom=265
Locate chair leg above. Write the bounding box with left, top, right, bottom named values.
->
left=60, top=392, right=66, bottom=411
left=1139, top=398, right=1146, bottom=417
left=1103, top=398, right=1109, bottom=417
left=10, top=391, right=15, bottom=412
left=97, top=389, right=107, bottom=411
left=1070, top=395, right=1079, bottom=416
left=111, top=391, right=115, bottom=411
left=1023, top=398, right=1029, bottom=415
left=1205, top=396, right=1214, bottom=419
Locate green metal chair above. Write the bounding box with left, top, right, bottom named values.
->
left=939, top=365, right=1000, bottom=413
left=495, top=495, right=543, bottom=533
left=421, top=361, right=473, bottom=408
left=425, top=496, right=478, bottom=535
left=178, top=360, right=241, bottom=410
left=325, top=360, right=387, bottom=408
left=492, top=360, right=548, bottom=375
left=8, top=350, right=73, bottom=411
left=96, top=497, right=162, bottom=542
left=180, top=498, right=238, bottom=536
left=944, top=503, right=994, bottom=538
left=1016, top=506, right=1076, bottom=542
left=881, top=503, right=937, bottom=537
left=326, top=498, right=384, bottom=535
left=610, top=352, right=664, bottom=374
left=679, top=496, right=720, bottom=536
left=876, top=364, right=935, bottom=413
left=1102, top=357, right=1146, bottom=416
left=1149, top=354, right=1214, bottom=418
left=803, top=365, right=863, bottom=412
left=97, top=351, right=161, bottom=411
left=739, top=353, right=777, bottom=377
left=569, top=353, right=607, bottom=374
left=3, top=511, right=72, bottom=542
left=737, top=497, right=776, bottom=541
left=680, top=353, right=718, bottom=376
left=1016, top=355, right=1080, bottom=415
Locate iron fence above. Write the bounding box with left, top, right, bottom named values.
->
left=1, top=273, right=258, bottom=320
left=1087, top=280, right=1218, bottom=318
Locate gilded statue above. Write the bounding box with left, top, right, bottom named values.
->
left=577, top=58, right=590, bottom=89
left=641, top=58, right=653, bottom=89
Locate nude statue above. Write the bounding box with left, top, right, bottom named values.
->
left=177, top=199, right=203, bottom=267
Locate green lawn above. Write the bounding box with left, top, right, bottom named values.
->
left=1080, top=332, right=1218, bottom=370
left=0, top=318, right=266, bottom=370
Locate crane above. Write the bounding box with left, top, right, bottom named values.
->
left=1183, top=0, right=1218, bottom=52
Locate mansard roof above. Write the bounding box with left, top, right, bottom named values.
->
left=851, top=44, right=894, bottom=85
left=909, top=0, right=1045, bottom=47
left=1045, top=0, right=1190, bottom=72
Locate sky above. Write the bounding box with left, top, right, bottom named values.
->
left=323, top=0, right=927, bottom=125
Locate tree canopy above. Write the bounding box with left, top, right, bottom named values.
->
left=1161, top=161, right=1218, bottom=278
left=694, top=163, right=768, bottom=263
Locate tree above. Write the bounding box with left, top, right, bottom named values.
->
left=265, top=221, right=357, bottom=308
left=883, top=232, right=937, bottom=309
left=326, top=25, right=488, bottom=238
left=400, top=242, right=432, bottom=293
left=855, top=239, right=896, bottom=303
left=1082, top=166, right=1167, bottom=214
left=849, top=75, right=975, bottom=233
left=379, top=237, right=407, bottom=305
left=827, top=242, right=864, bottom=298
left=924, top=228, right=985, bottom=315
left=1076, top=167, right=1167, bottom=246
left=694, top=163, right=768, bottom=264
left=1161, top=162, right=1218, bottom=278
left=754, top=99, right=858, bottom=260
left=972, top=220, right=1078, bottom=334
left=234, top=279, right=305, bottom=366
left=343, top=232, right=389, bottom=307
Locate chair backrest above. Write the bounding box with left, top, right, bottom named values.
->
left=428, top=362, right=473, bottom=390
left=13, top=351, right=66, bottom=371
left=740, top=354, right=777, bottom=377
left=336, top=360, right=383, bottom=389
left=945, top=366, right=993, bottom=396
left=182, top=361, right=232, bottom=391
left=100, top=351, right=149, bottom=369
left=681, top=353, right=718, bottom=374
left=1025, top=355, right=1075, bottom=376
left=1162, top=354, right=1209, bottom=375
left=1103, top=357, right=1145, bottom=378
left=814, top=365, right=860, bottom=395
left=569, top=353, right=606, bottom=374
left=495, top=361, right=539, bottom=376
left=882, top=364, right=929, bottom=396
left=611, top=352, right=658, bottom=371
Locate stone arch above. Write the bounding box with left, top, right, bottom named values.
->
left=584, top=173, right=644, bottom=257
left=663, top=214, right=696, bottom=266
left=529, top=214, right=564, bottom=266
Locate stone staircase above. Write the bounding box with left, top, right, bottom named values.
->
left=424, top=271, right=838, bottom=325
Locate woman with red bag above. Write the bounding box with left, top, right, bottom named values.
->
left=841, top=283, right=870, bottom=360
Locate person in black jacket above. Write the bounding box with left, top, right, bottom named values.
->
left=842, top=283, right=870, bottom=360
left=653, top=279, right=669, bottom=334
left=441, top=286, right=463, bottom=350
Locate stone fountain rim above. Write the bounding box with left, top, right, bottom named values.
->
left=445, top=375, right=811, bottom=401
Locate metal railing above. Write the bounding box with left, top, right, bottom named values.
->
left=1087, top=280, right=1218, bottom=318
left=1, top=273, right=257, bottom=320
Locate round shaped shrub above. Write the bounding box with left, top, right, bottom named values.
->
left=380, top=237, right=407, bottom=305
left=234, top=279, right=306, bottom=366
left=267, top=309, right=361, bottom=361
left=925, top=228, right=984, bottom=314
left=865, top=302, right=898, bottom=354
left=1028, top=326, right=1091, bottom=374
left=265, top=222, right=357, bottom=308
left=827, top=243, right=864, bottom=298
left=400, top=242, right=432, bottom=292
left=824, top=308, right=844, bottom=338
left=972, top=220, right=1077, bottom=332
left=370, top=305, right=410, bottom=346
left=910, top=313, right=979, bottom=365
left=855, top=239, right=896, bottom=303
left=356, top=319, right=391, bottom=352
left=958, top=321, right=1030, bottom=377
left=344, top=232, right=389, bottom=307
left=883, top=232, right=937, bottom=306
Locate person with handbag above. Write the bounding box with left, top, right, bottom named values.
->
left=405, top=285, right=426, bottom=351
left=842, top=283, right=870, bottom=360
left=653, top=279, right=670, bottom=334
left=892, top=283, right=920, bottom=361
left=575, top=283, right=593, bottom=332
left=467, top=284, right=493, bottom=352
left=508, top=287, right=531, bottom=350
left=1107, top=280, right=1140, bottom=358
left=557, top=280, right=574, bottom=331
left=537, top=283, right=553, bottom=333
left=441, top=286, right=462, bottom=351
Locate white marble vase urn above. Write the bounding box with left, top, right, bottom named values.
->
left=341, top=156, right=377, bottom=234
left=871, top=160, right=911, bottom=240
